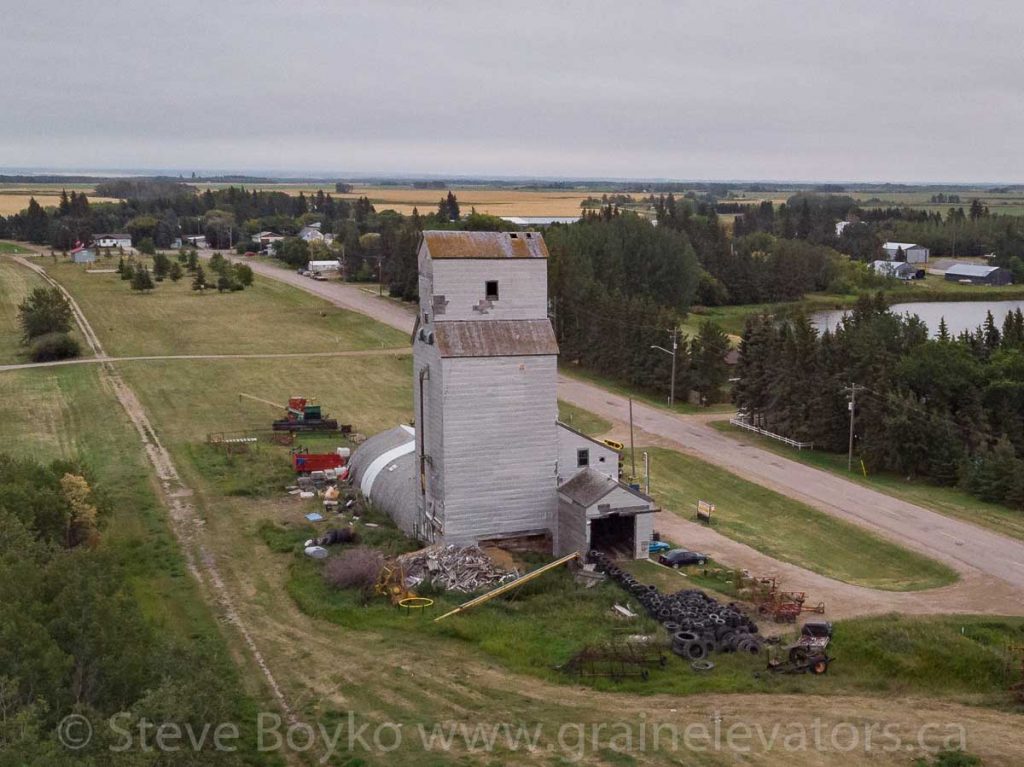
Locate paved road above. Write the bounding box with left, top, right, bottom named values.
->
left=233, top=256, right=1024, bottom=595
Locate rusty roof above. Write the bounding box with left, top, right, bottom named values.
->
left=421, top=231, right=549, bottom=259
left=433, top=319, right=558, bottom=358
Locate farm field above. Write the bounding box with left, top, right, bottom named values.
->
left=712, top=420, right=1024, bottom=543
left=0, top=190, right=121, bottom=214
left=42, top=258, right=408, bottom=356
left=642, top=447, right=958, bottom=591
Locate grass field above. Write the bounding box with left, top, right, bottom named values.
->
left=712, top=421, right=1024, bottom=542
left=558, top=399, right=613, bottom=436
left=0, top=240, right=32, bottom=254
left=0, top=258, right=91, bottom=363
left=43, top=258, right=408, bottom=356
left=643, top=446, right=957, bottom=591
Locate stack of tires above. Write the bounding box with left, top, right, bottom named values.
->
left=589, top=551, right=763, bottom=660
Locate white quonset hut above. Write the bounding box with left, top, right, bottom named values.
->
left=349, top=230, right=658, bottom=558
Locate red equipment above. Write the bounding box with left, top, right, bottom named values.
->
left=292, top=453, right=345, bottom=473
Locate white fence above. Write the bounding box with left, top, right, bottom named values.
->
left=729, top=417, right=814, bottom=450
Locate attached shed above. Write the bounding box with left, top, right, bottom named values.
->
left=944, top=263, right=1012, bottom=286
left=556, top=421, right=619, bottom=484
left=347, top=425, right=419, bottom=535
left=555, top=468, right=658, bottom=560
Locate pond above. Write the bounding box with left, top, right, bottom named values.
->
left=811, top=300, right=1024, bottom=338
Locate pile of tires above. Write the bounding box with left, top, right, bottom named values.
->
left=589, top=550, right=763, bottom=659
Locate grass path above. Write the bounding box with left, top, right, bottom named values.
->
left=644, top=446, right=958, bottom=591
left=712, top=421, right=1024, bottom=543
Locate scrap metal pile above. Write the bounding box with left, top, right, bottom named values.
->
left=589, top=551, right=764, bottom=661
left=398, top=544, right=518, bottom=593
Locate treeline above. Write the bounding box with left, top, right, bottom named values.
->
left=0, top=455, right=265, bottom=764
left=732, top=192, right=1024, bottom=280
left=734, top=298, right=1024, bottom=509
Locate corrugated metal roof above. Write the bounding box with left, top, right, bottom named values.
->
left=434, top=320, right=558, bottom=358
left=558, top=467, right=653, bottom=508
left=421, top=230, right=549, bottom=259
left=945, top=263, right=1001, bottom=277
left=883, top=241, right=923, bottom=250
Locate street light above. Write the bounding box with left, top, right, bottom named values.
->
left=650, top=328, right=678, bottom=407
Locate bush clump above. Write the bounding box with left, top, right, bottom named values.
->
left=29, top=332, right=81, bottom=362
left=323, top=546, right=384, bottom=599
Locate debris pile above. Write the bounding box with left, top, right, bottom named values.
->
left=589, top=551, right=763, bottom=661
left=398, top=544, right=517, bottom=593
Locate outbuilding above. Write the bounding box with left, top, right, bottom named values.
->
left=347, top=425, right=419, bottom=534
left=944, top=263, right=1013, bottom=286
left=882, top=241, right=930, bottom=264
left=871, top=260, right=916, bottom=280
left=554, top=468, right=659, bottom=560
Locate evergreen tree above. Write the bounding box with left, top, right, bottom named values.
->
left=445, top=191, right=460, bottom=221
left=191, top=265, right=207, bottom=291
left=22, top=197, right=49, bottom=243
left=130, top=266, right=154, bottom=292
left=168, top=262, right=184, bottom=282
left=937, top=316, right=950, bottom=342
left=690, top=320, right=731, bottom=405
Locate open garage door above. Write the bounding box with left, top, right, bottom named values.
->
left=589, top=513, right=636, bottom=559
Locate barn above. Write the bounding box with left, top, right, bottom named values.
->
left=944, top=263, right=1013, bottom=286
left=350, top=230, right=659, bottom=558
left=882, top=241, right=930, bottom=264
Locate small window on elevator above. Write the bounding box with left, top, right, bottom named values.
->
left=485, top=280, right=499, bottom=301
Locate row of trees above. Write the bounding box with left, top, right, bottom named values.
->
left=734, top=297, right=1024, bottom=509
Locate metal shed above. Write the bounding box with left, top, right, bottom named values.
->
left=944, top=263, right=1012, bottom=286
left=347, top=425, right=419, bottom=535
left=555, top=468, right=659, bottom=560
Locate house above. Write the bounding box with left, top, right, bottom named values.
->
left=870, top=260, right=916, bottom=280
left=298, top=223, right=325, bottom=243
left=257, top=231, right=285, bottom=251
left=349, top=230, right=659, bottom=559
left=944, top=263, right=1013, bottom=286
left=93, top=233, right=132, bottom=250
left=882, top=241, right=930, bottom=264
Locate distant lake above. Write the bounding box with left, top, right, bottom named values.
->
left=811, top=300, right=1024, bottom=338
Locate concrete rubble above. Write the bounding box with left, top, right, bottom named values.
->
left=398, top=544, right=518, bottom=593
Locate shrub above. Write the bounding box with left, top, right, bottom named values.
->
left=29, top=332, right=80, bottom=362
left=18, top=286, right=72, bottom=341
left=323, top=547, right=383, bottom=599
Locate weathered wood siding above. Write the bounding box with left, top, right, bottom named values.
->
left=556, top=425, right=619, bottom=484
left=413, top=337, right=445, bottom=541
left=439, top=355, right=558, bottom=544
left=555, top=497, right=589, bottom=557
left=431, top=259, right=548, bottom=321
left=633, top=511, right=655, bottom=559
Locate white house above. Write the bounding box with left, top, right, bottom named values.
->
left=298, top=223, right=325, bottom=243
left=882, top=241, right=929, bottom=264
left=349, top=230, right=659, bottom=559
left=870, top=260, right=916, bottom=280
left=93, top=233, right=132, bottom=250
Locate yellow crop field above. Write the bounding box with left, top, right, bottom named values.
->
left=0, top=193, right=121, bottom=215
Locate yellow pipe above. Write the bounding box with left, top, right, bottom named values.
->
left=433, top=552, right=580, bottom=622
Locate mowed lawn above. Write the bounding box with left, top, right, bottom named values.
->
left=643, top=446, right=958, bottom=591
left=711, top=421, right=1024, bottom=543
left=119, top=354, right=414, bottom=445
left=44, top=258, right=408, bottom=356
left=0, top=257, right=89, bottom=363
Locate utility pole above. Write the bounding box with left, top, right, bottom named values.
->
left=629, top=397, right=636, bottom=480
left=843, top=383, right=866, bottom=471
left=651, top=327, right=679, bottom=408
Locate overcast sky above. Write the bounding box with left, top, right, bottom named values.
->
left=1, top=0, right=1021, bottom=182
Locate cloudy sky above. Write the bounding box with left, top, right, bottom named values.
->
left=1, top=0, right=1021, bottom=182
